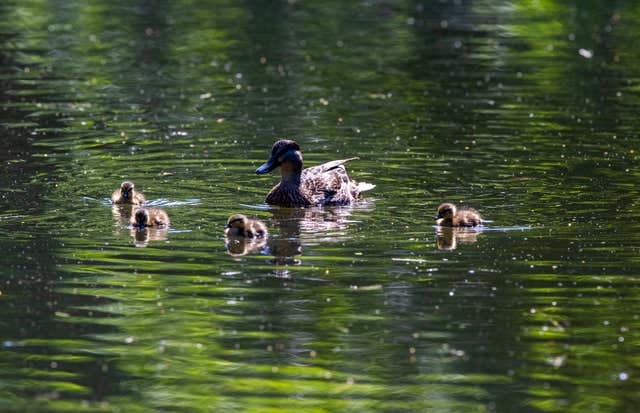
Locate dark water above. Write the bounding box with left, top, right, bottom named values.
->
left=1, top=1, right=639, bottom=411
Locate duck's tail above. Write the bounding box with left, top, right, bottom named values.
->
left=356, top=181, right=376, bottom=193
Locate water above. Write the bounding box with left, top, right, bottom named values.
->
left=1, top=1, right=639, bottom=412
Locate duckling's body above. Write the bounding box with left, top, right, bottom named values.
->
left=256, top=140, right=375, bottom=207
left=131, top=207, right=170, bottom=228
left=225, top=214, right=268, bottom=238
left=112, top=181, right=146, bottom=205
left=435, top=203, right=482, bottom=227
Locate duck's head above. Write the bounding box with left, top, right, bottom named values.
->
left=120, top=181, right=135, bottom=200
left=255, top=140, right=303, bottom=175
left=225, top=213, right=248, bottom=233
left=435, top=203, right=457, bottom=221
left=133, top=208, right=150, bottom=228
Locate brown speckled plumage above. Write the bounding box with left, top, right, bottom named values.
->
left=131, top=207, right=170, bottom=228
left=112, top=181, right=146, bottom=205
left=256, top=140, right=375, bottom=207
left=225, top=214, right=268, bottom=239
left=435, top=203, right=482, bottom=227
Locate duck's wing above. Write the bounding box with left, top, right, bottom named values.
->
left=300, top=165, right=352, bottom=205
left=303, top=158, right=359, bottom=175
left=302, top=158, right=374, bottom=205
left=457, top=209, right=482, bottom=226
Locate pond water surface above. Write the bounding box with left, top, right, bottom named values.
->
left=1, top=1, right=640, bottom=412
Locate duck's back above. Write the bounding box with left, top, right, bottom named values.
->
left=302, top=158, right=373, bottom=205
left=247, top=220, right=268, bottom=238
left=149, top=208, right=170, bottom=226
left=453, top=209, right=482, bottom=227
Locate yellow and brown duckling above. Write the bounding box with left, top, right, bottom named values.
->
left=112, top=181, right=146, bottom=205
left=131, top=207, right=170, bottom=229
left=435, top=203, right=482, bottom=227
left=255, top=139, right=375, bottom=207
left=224, top=214, right=268, bottom=239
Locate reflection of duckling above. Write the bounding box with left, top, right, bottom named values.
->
left=436, top=227, right=481, bottom=250
left=112, top=204, right=134, bottom=223
left=225, top=236, right=268, bottom=256
left=224, top=214, right=268, bottom=238
left=255, top=139, right=375, bottom=207
left=435, top=203, right=482, bottom=227
left=112, top=181, right=146, bottom=205
left=130, top=227, right=169, bottom=248
left=131, top=207, right=170, bottom=228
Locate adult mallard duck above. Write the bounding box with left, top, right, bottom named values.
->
left=112, top=181, right=146, bottom=205
left=224, top=214, right=268, bottom=238
left=255, top=139, right=375, bottom=207
left=435, top=203, right=482, bottom=227
left=131, top=207, right=170, bottom=229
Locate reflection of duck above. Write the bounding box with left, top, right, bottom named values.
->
left=131, top=207, right=170, bottom=228
left=267, top=208, right=304, bottom=267
left=224, top=214, right=268, bottom=238
left=130, top=227, right=169, bottom=248
left=264, top=206, right=366, bottom=271
left=255, top=140, right=375, bottom=207
left=436, top=227, right=481, bottom=250
left=112, top=181, right=145, bottom=205
left=435, top=203, right=482, bottom=227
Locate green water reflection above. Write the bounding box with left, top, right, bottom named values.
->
left=1, top=0, right=639, bottom=412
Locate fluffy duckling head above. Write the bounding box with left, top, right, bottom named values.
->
left=255, top=139, right=303, bottom=175
left=225, top=214, right=248, bottom=234
left=435, top=203, right=457, bottom=221
left=133, top=208, right=150, bottom=228
left=120, top=181, right=136, bottom=200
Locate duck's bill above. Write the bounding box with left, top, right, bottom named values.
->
left=255, top=159, right=277, bottom=174
left=435, top=214, right=442, bottom=220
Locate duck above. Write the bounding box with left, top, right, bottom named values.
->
left=255, top=139, right=375, bottom=207
left=435, top=203, right=482, bottom=227
left=224, top=214, right=268, bottom=238
left=112, top=181, right=146, bottom=205
left=131, top=207, right=170, bottom=229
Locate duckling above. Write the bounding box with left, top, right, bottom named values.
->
left=131, top=207, right=170, bottom=229
left=112, top=181, right=146, bottom=205
left=224, top=214, right=268, bottom=238
left=255, top=139, right=375, bottom=207
left=435, top=203, right=482, bottom=227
